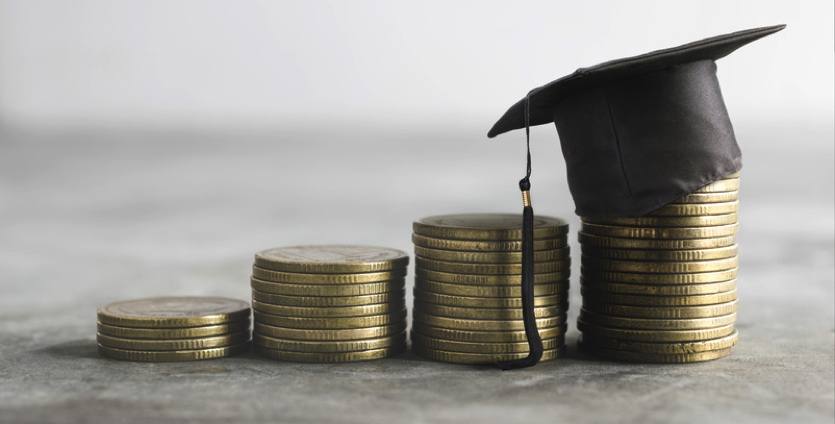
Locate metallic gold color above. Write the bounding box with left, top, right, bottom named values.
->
left=252, top=266, right=407, bottom=284
left=411, top=344, right=565, bottom=365
left=250, top=278, right=404, bottom=296
left=648, top=201, right=739, bottom=216
left=576, top=320, right=736, bottom=342
left=579, top=309, right=736, bottom=330
left=415, top=268, right=569, bottom=286
left=96, top=331, right=250, bottom=351
left=411, top=321, right=567, bottom=343
left=253, top=309, right=407, bottom=329
left=582, top=213, right=737, bottom=228
left=253, top=321, right=407, bottom=341
left=693, top=179, right=740, bottom=193
left=98, top=342, right=250, bottom=362
left=580, top=278, right=737, bottom=296
left=252, top=332, right=406, bottom=352
left=254, top=245, right=409, bottom=273
left=251, top=289, right=405, bottom=307
left=580, top=268, right=738, bottom=284
left=521, top=190, right=531, bottom=207
left=413, top=245, right=569, bottom=263
left=413, top=300, right=567, bottom=320
left=413, top=289, right=567, bottom=308
left=672, top=191, right=738, bottom=204
left=251, top=299, right=404, bottom=318
left=578, top=342, right=733, bottom=363
left=581, top=245, right=738, bottom=261
left=579, top=330, right=738, bottom=354
left=582, top=300, right=738, bottom=319
left=580, top=288, right=737, bottom=306
left=580, top=223, right=739, bottom=239
left=412, top=310, right=566, bottom=331
left=413, top=214, right=568, bottom=240
left=410, top=332, right=564, bottom=354
left=415, top=256, right=569, bottom=275
left=254, top=344, right=405, bottom=362
left=96, top=320, right=250, bottom=340
left=578, top=233, right=736, bottom=250
left=581, top=256, right=738, bottom=273
left=411, top=233, right=567, bottom=252
left=97, top=297, right=250, bottom=328
left=415, top=278, right=568, bottom=298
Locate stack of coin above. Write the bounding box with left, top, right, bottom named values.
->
left=250, top=245, right=409, bottom=362
left=97, top=297, right=251, bottom=361
left=410, top=213, right=571, bottom=365
left=578, top=172, right=741, bottom=363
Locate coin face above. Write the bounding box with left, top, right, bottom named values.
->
left=255, top=245, right=409, bottom=273
left=97, top=297, right=251, bottom=328
left=413, top=214, right=568, bottom=240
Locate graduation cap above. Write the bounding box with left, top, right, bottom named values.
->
left=488, top=25, right=785, bottom=370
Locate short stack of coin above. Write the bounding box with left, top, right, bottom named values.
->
left=577, top=172, right=741, bottom=363
left=97, top=297, right=252, bottom=361
left=410, top=213, right=571, bottom=365
left=250, top=245, right=409, bottom=362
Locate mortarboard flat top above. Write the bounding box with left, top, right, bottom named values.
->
left=488, top=25, right=785, bottom=218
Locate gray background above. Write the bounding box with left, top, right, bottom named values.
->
left=1, top=1, right=832, bottom=423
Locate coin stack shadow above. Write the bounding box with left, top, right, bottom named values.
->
left=97, top=297, right=252, bottom=362
left=578, top=172, right=741, bottom=362
left=410, top=213, right=571, bottom=365
left=250, top=246, right=409, bottom=362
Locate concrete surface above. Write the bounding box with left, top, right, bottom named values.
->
left=0, top=123, right=832, bottom=424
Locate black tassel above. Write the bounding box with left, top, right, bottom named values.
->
left=496, top=91, right=542, bottom=370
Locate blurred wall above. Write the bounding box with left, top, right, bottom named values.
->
left=0, top=0, right=831, bottom=133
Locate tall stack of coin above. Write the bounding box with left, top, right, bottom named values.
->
left=97, top=297, right=252, bottom=361
left=578, top=172, right=741, bottom=362
left=410, top=213, right=570, bottom=365
left=250, top=245, right=409, bottom=362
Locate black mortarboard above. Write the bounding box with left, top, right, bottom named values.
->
left=489, top=24, right=785, bottom=218
left=487, top=25, right=784, bottom=370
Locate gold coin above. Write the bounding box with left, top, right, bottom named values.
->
left=414, top=246, right=570, bottom=263
left=582, top=213, right=737, bottom=228
left=411, top=321, right=567, bottom=343
left=415, top=278, right=568, bottom=297
left=97, top=331, right=250, bottom=351
left=413, top=213, right=569, bottom=240
left=416, top=256, right=570, bottom=275
left=581, top=256, right=738, bottom=274
left=693, top=179, right=740, bottom=193
left=412, top=233, right=567, bottom=252
left=672, top=191, right=738, bottom=204
left=579, top=330, right=738, bottom=354
left=253, top=309, right=407, bottom=329
left=413, top=288, right=567, bottom=308
left=98, top=342, right=250, bottom=362
left=412, top=344, right=565, bottom=365
left=96, top=320, right=250, bottom=340
left=580, top=288, right=737, bottom=306
left=252, top=266, right=407, bottom=284
left=579, top=309, right=736, bottom=330
left=577, top=320, right=736, bottom=342
left=253, top=321, right=407, bottom=341
left=251, top=289, right=405, bottom=307
left=254, top=344, right=405, bottom=362
left=97, top=297, right=250, bottom=328
left=578, top=342, right=733, bottom=363
left=251, top=277, right=404, bottom=296
left=580, top=223, right=739, bottom=239
left=414, top=300, right=567, bottom=320
left=582, top=300, right=739, bottom=319
left=581, top=268, right=738, bottom=284
left=410, top=331, right=565, bottom=354
left=415, top=268, right=569, bottom=286
left=413, top=310, right=566, bottom=331
left=251, top=299, right=405, bottom=318
left=254, top=245, right=409, bottom=273
left=648, top=201, right=739, bottom=216
left=724, top=171, right=741, bottom=178
left=578, top=232, right=736, bottom=250
left=580, top=278, right=737, bottom=296
left=253, top=332, right=406, bottom=352
left=581, top=245, right=738, bottom=262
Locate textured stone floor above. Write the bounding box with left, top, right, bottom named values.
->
left=0, top=123, right=832, bottom=424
